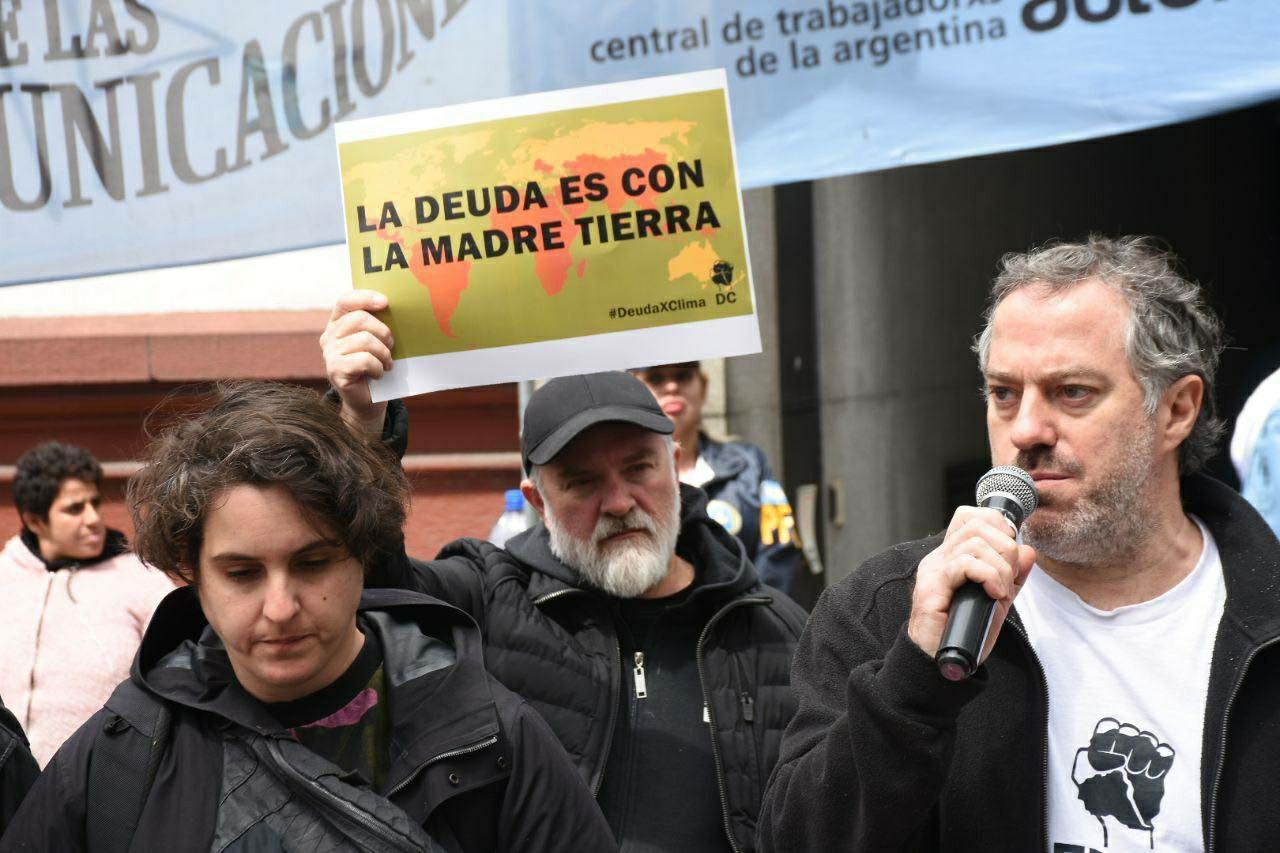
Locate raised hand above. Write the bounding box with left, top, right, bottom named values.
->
left=320, top=290, right=394, bottom=437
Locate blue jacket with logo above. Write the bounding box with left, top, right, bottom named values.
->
left=697, top=434, right=805, bottom=595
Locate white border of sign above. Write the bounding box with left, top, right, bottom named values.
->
left=337, top=69, right=729, bottom=142
left=336, top=68, right=760, bottom=402
left=371, top=315, right=761, bottom=399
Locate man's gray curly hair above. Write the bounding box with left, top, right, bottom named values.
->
left=974, top=235, right=1225, bottom=474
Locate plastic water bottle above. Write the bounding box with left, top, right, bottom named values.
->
left=488, top=489, right=529, bottom=547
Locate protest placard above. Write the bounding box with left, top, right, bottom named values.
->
left=335, top=69, right=758, bottom=401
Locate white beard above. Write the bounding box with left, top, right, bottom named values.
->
left=545, top=488, right=681, bottom=599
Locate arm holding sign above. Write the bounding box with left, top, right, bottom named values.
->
left=321, top=293, right=494, bottom=625
left=320, top=290, right=395, bottom=439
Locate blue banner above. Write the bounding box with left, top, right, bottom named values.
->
left=1, top=0, right=1276, bottom=286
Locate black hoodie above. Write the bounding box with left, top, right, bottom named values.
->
left=1, top=586, right=615, bottom=853
left=382, top=484, right=809, bottom=853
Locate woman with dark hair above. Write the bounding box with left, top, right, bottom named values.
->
left=1, top=441, right=174, bottom=767
left=2, top=382, right=614, bottom=853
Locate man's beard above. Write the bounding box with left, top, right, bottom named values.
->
left=545, top=485, right=682, bottom=599
left=1016, top=419, right=1158, bottom=567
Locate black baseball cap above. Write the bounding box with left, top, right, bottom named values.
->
left=631, top=360, right=701, bottom=374
left=522, top=372, right=674, bottom=472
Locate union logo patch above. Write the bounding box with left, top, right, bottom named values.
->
left=706, top=499, right=743, bottom=535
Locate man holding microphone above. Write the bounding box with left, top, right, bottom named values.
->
left=759, top=236, right=1280, bottom=851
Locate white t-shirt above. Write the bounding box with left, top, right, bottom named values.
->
left=1014, top=517, right=1223, bottom=853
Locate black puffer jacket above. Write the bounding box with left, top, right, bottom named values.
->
left=0, top=588, right=615, bottom=853
left=386, top=485, right=808, bottom=852
left=759, top=475, right=1280, bottom=852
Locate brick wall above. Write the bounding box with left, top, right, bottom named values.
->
left=0, top=310, right=522, bottom=563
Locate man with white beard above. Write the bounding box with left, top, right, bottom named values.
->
left=759, top=236, right=1280, bottom=852
left=320, top=331, right=807, bottom=853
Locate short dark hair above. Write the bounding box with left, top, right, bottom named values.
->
left=14, top=442, right=103, bottom=522
left=127, top=381, right=408, bottom=584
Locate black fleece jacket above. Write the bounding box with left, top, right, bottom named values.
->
left=758, top=475, right=1280, bottom=852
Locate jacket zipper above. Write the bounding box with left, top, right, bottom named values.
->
left=731, top=654, right=754, bottom=723
left=632, top=651, right=647, bottom=699
left=264, top=737, right=427, bottom=852
left=1005, top=615, right=1050, bottom=853
left=534, top=587, right=621, bottom=796
left=385, top=734, right=501, bottom=798
left=532, top=588, right=582, bottom=607
left=696, top=595, right=771, bottom=853
left=1206, top=635, right=1280, bottom=853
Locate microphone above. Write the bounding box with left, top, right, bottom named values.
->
left=935, top=466, right=1038, bottom=682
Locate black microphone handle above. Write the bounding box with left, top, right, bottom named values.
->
left=935, top=582, right=997, bottom=681
left=934, top=496, right=1022, bottom=681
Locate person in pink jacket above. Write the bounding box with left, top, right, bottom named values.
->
left=0, top=442, right=174, bottom=767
